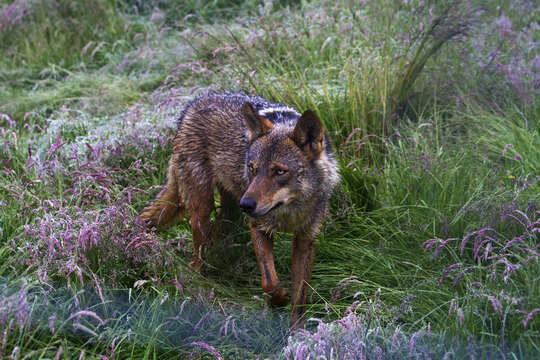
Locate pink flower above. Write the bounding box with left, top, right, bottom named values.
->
left=191, top=342, right=223, bottom=360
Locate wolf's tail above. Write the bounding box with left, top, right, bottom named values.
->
left=138, top=155, right=186, bottom=228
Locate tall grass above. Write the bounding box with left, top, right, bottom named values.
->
left=0, top=0, right=130, bottom=69
left=187, top=0, right=475, bottom=143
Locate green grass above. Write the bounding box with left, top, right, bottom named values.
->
left=0, top=0, right=538, bottom=358
left=0, top=0, right=128, bottom=69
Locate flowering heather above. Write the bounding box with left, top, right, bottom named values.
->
left=0, top=0, right=29, bottom=32
left=191, top=342, right=223, bottom=360
left=4, top=85, right=197, bottom=292
left=282, top=306, right=509, bottom=359
left=423, top=205, right=539, bottom=340
left=0, top=281, right=31, bottom=329
left=0, top=281, right=290, bottom=358
left=18, top=204, right=174, bottom=287
left=32, top=100, right=181, bottom=168
left=462, top=2, right=540, bottom=103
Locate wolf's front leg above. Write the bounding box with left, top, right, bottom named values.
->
left=250, top=220, right=288, bottom=307
left=290, top=229, right=317, bottom=329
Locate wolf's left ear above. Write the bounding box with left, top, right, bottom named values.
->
left=243, top=102, right=274, bottom=142
left=291, top=109, right=324, bottom=159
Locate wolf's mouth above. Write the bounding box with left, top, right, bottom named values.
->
left=268, top=201, right=284, bottom=213
left=249, top=201, right=284, bottom=218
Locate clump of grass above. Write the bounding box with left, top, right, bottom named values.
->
left=0, top=0, right=130, bottom=69
left=470, top=109, right=539, bottom=175
left=127, top=0, right=269, bottom=27
left=423, top=202, right=539, bottom=345
left=0, top=72, right=143, bottom=124
left=1, top=89, right=189, bottom=288
left=282, top=299, right=535, bottom=359
left=189, top=0, right=475, bottom=142
left=0, top=279, right=290, bottom=359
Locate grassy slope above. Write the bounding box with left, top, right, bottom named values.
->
left=0, top=0, right=538, bottom=358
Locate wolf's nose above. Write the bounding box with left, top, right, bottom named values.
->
left=239, top=197, right=257, bottom=214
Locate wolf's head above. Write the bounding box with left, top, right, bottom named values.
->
left=239, top=102, right=337, bottom=218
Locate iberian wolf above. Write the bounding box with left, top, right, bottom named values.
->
left=139, top=92, right=339, bottom=328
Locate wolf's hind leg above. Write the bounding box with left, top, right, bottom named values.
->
left=139, top=155, right=186, bottom=228
left=187, top=180, right=215, bottom=272
left=250, top=220, right=288, bottom=307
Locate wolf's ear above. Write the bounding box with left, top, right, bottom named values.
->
left=242, top=102, right=274, bottom=142
left=291, top=110, right=324, bottom=159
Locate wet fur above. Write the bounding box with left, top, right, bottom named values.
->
left=138, top=92, right=339, bottom=328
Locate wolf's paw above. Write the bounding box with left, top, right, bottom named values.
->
left=135, top=208, right=157, bottom=227
left=136, top=211, right=157, bottom=228
left=189, top=257, right=205, bottom=273
left=268, top=287, right=288, bottom=307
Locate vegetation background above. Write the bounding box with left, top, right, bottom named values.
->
left=0, top=0, right=538, bottom=358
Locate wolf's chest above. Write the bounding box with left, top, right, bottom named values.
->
left=258, top=206, right=309, bottom=234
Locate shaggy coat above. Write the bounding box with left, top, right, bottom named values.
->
left=139, top=92, right=339, bottom=328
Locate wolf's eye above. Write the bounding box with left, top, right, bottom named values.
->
left=275, top=168, right=287, bottom=176
left=248, top=163, right=256, bottom=174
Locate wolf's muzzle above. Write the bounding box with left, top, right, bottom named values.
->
left=239, top=198, right=284, bottom=218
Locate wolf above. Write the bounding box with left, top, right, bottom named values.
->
left=138, top=92, right=339, bottom=328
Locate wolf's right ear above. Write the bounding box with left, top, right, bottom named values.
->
left=242, top=102, right=274, bottom=142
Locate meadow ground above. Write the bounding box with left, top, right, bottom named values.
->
left=0, top=0, right=538, bottom=358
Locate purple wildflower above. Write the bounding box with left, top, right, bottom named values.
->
left=489, top=296, right=502, bottom=315
left=49, top=313, right=56, bottom=334
left=90, top=41, right=105, bottom=58
left=231, top=319, right=239, bottom=340
left=194, top=313, right=208, bottom=331
left=448, top=299, right=455, bottom=316
left=0, top=113, right=15, bottom=127
left=48, top=130, right=66, bottom=156
left=439, top=263, right=460, bottom=286
left=460, top=228, right=494, bottom=257
left=495, top=15, right=513, bottom=40
left=503, top=234, right=526, bottom=251
left=502, top=144, right=514, bottom=156
left=453, top=267, right=473, bottom=287
left=116, top=53, right=130, bottom=72
left=0, top=327, right=6, bottom=358
left=190, top=342, right=223, bottom=360
left=68, top=310, right=105, bottom=326
left=501, top=211, right=527, bottom=229
left=110, top=338, right=117, bottom=360
left=422, top=237, right=458, bottom=258
left=55, top=347, right=62, bottom=360
left=409, top=332, right=418, bottom=355
left=81, top=41, right=93, bottom=57
left=520, top=308, right=539, bottom=328
left=295, top=343, right=306, bottom=360
left=344, top=128, right=361, bottom=144
left=457, top=308, right=464, bottom=326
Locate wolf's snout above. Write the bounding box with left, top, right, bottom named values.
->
left=239, top=197, right=257, bottom=214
